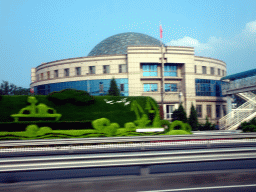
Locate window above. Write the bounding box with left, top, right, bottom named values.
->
left=99, top=82, right=104, bottom=93
left=143, top=84, right=158, bottom=92
left=76, top=67, right=81, bottom=76
left=216, top=105, right=220, bottom=118
left=165, top=83, right=177, bottom=92
left=54, top=70, right=58, bottom=78
left=194, top=65, right=197, bottom=73
left=202, top=66, right=206, bottom=74
left=142, top=64, right=157, bottom=76
left=47, top=71, right=50, bottom=79
left=36, top=74, right=39, bottom=81
left=195, top=79, right=223, bottom=97
left=119, top=64, right=127, bottom=73
left=218, top=68, right=221, bottom=75
left=207, top=105, right=212, bottom=118
left=103, top=65, right=110, bottom=74
left=223, top=105, right=227, bottom=116
left=40, top=73, right=44, bottom=80
left=210, top=67, right=214, bottom=75
left=120, top=84, right=124, bottom=92
left=164, top=64, right=177, bottom=76
left=166, top=105, right=175, bottom=119
left=196, top=105, right=202, bottom=117
left=64, top=68, right=69, bottom=77
left=89, top=66, right=95, bottom=74
left=222, top=70, right=225, bottom=76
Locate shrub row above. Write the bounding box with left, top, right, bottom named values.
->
left=47, top=89, right=95, bottom=106
left=0, top=121, right=92, bottom=132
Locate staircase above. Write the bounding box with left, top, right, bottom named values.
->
left=219, top=91, right=256, bottom=130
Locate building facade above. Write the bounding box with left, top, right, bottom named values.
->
left=31, top=32, right=227, bottom=123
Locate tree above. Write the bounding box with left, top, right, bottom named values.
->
left=188, top=104, right=198, bottom=131
left=0, top=80, right=31, bottom=95
left=108, top=78, right=120, bottom=96
left=0, top=80, right=17, bottom=95
left=172, top=103, right=187, bottom=123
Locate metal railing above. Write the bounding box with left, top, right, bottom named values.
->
left=219, top=91, right=256, bottom=130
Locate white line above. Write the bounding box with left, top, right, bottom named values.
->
left=138, top=183, right=256, bottom=192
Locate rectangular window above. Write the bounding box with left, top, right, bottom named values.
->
left=120, top=84, right=124, bottom=92
left=166, top=105, right=175, bottom=119
left=196, top=105, right=202, bottom=117
left=103, top=65, right=110, bottom=74
left=223, top=105, right=227, bottom=116
left=207, top=105, right=212, bottom=118
left=64, top=68, right=69, bottom=77
left=222, top=70, right=225, bottom=76
left=143, top=84, right=158, bottom=92
left=165, top=83, right=177, bottom=92
left=89, top=66, right=95, bottom=74
left=164, top=64, right=177, bottom=76
left=47, top=71, right=50, bottom=79
left=119, top=64, right=127, bottom=73
left=216, top=105, right=220, bottom=118
left=54, top=70, right=58, bottom=78
left=210, top=67, right=214, bottom=75
left=194, top=65, right=197, bottom=73
left=99, top=82, right=104, bottom=93
left=202, top=66, right=207, bottom=74
left=218, top=68, right=221, bottom=75
left=76, top=67, right=81, bottom=76
left=142, top=64, right=157, bottom=76
left=36, top=74, right=39, bottom=81
left=41, top=73, right=44, bottom=80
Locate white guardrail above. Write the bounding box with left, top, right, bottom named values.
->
left=1, top=132, right=256, bottom=152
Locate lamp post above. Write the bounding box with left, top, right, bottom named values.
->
left=179, top=92, right=183, bottom=104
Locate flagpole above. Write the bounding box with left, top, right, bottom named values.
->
left=160, top=24, right=164, bottom=119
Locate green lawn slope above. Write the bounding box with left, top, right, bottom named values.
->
left=0, top=95, right=156, bottom=128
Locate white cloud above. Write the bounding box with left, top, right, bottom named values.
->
left=244, top=21, right=256, bottom=34
left=166, top=20, right=256, bottom=59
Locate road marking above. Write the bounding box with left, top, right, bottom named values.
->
left=138, top=184, right=256, bottom=192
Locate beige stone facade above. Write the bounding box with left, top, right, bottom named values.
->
left=31, top=45, right=226, bottom=123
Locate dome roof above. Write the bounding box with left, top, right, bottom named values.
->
left=88, top=32, right=163, bottom=57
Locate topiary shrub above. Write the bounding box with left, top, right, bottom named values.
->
left=25, top=124, right=39, bottom=136
left=47, top=89, right=94, bottom=106
left=37, top=127, right=52, bottom=135
left=125, top=122, right=136, bottom=132
left=169, top=120, right=186, bottom=131
left=92, top=118, right=119, bottom=137
left=183, top=123, right=192, bottom=133
left=160, top=120, right=171, bottom=129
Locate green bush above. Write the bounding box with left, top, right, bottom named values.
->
left=198, top=117, right=215, bottom=130
left=183, top=123, right=192, bottom=133
left=37, top=127, right=52, bottom=135
left=166, top=130, right=191, bottom=135
left=92, top=118, right=119, bottom=136
left=124, top=122, right=136, bottom=132
left=169, top=120, right=186, bottom=131
left=47, top=89, right=94, bottom=106
left=25, top=124, right=39, bottom=136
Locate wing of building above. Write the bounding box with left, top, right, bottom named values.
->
left=31, top=32, right=227, bottom=123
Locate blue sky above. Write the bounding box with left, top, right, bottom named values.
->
left=1, top=0, right=256, bottom=88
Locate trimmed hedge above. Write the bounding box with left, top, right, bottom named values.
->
left=47, top=89, right=94, bottom=106
left=0, top=121, right=92, bottom=132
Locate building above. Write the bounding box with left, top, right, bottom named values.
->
left=31, top=32, right=227, bottom=123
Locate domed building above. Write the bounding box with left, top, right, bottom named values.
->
left=31, top=32, right=227, bottom=122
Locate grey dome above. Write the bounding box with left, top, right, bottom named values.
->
left=88, top=32, right=163, bottom=56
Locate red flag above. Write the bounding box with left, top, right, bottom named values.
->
left=160, top=25, right=163, bottom=39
